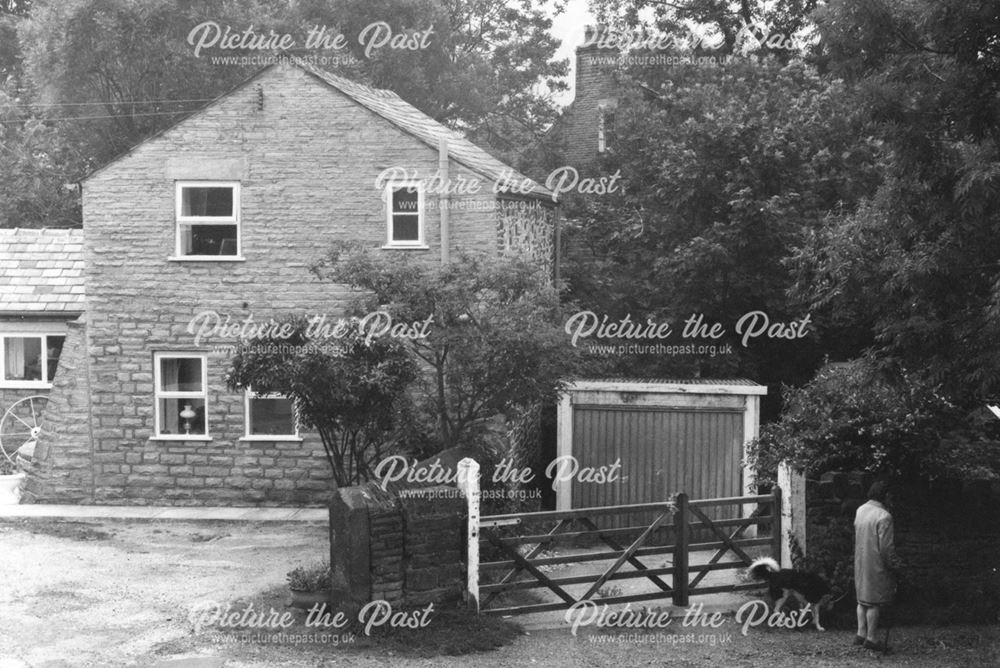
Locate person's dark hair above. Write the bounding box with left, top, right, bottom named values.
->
left=867, top=480, right=890, bottom=502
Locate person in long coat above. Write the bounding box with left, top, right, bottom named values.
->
left=854, top=480, right=902, bottom=652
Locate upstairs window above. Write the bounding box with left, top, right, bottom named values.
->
left=385, top=182, right=424, bottom=247
left=175, top=182, right=240, bottom=258
left=0, top=334, right=65, bottom=387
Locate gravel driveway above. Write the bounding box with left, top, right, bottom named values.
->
left=0, top=517, right=328, bottom=666
left=0, top=517, right=997, bottom=667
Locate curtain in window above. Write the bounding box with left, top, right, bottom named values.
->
left=4, top=338, right=25, bottom=380
left=160, top=358, right=179, bottom=391
left=160, top=360, right=180, bottom=434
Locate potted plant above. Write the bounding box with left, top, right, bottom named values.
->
left=286, top=562, right=331, bottom=609
left=0, top=457, right=26, bottom=505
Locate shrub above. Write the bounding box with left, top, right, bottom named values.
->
left=227, top=318, right=417, bottom=487
left=315, top=246, right=581, bottom=454
left=286, top=562, right=331, bottom=592
left=747, top=358, right=1000, bottom=487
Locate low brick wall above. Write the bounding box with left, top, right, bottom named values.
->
left=330, top=482, right=465, bottom=613
left=807, top=470, right=1000, bottom=617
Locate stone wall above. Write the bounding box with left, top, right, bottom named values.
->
left=0, top=387, right=51, bottom=425
left=496, top=199, right=555, bottom=276
left=22, top=316, right=94, bottom=503
left=807, top=470, right=1000, bottom=616
left=330, top=482, right=465, bottom=612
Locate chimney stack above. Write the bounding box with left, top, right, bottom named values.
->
left=574, top=24, right=619, bottom=105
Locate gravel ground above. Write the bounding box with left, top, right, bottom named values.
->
left=0, top=517, right=997, bottom=667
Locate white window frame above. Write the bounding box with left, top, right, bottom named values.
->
left=383, top=181, right=426, bottom=248
left=172, top=181, right=243, bottom=261
left=598, top=105, right=607, bottom=153
left=152, top=352, right=210, bottom=440
left=0, top=333, right=65, bottom=389
left=241, top=389, right=301, bottom=442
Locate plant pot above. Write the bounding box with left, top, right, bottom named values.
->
left=288, top=588, right=329, bottom=610
left=0, top=472, right=26, bottom=505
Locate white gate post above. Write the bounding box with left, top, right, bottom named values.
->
left=457, top=457, right=481, bottom=612
left=777, top=461, right=806, bottom=568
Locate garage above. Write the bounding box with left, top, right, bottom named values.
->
left=555, top=379, right=766, bottom=511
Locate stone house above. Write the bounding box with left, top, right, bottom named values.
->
left=17, top=60, right=555, bottom=506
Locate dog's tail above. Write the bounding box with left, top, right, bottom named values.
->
left=748, top=556, right=780, bottom=580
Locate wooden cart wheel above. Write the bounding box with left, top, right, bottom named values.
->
left=0, top=395, right=48, bottom=466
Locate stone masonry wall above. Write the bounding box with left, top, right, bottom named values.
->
left=496, top=199, right=555, bottom=276
left=22, top=316, right=94, bottom=503
left=69, top=62, right=515, bottom=506
left=330, top=482, right=465, bottom=612
left=808, top=470, right=1000, bottom=613
left=0, top=386, right=53, bottom=425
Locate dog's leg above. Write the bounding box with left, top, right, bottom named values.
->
left=773, top=590, right=791, bottom=613
left=794, top=592, right=825, bottom=631
left=813, top=604, right=825, bottom=631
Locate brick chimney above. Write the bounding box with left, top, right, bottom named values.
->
left=574, top=25, right=620, bottom=103
left=562, top=25, right=620, bottom=172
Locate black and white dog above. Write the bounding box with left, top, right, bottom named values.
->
left=748, top=557, right=834, bottom=631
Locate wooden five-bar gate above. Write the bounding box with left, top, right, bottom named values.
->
left=463, top=485, right=781, bottom=615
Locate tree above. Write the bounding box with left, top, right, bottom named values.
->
left=559, top=55, right=882, bottom=393
left=299, top=0, right=569, bottom=163
left=317, top=247, right=579, bottom=453
left=0, top=101, right=81, bottom=227
left=226, top=319, right=417, bottom=487
left=0, top=10, right=24, bottom=80
left=15, top=0, right=566, bottom=187
left=18, top=0, right=277, bottom=177
left=790, top=0, right=1000, bottom=406
left=587, top=0, right=820, bottom=57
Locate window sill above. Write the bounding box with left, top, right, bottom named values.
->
left=239, top=436, right=303, bottom=442
left=167, top=256, right=246, bottom=262
left=381, top=244, right=429, bottom=250
left=0, top=382, right=53, bottom=390
left=148, top=436, right=214, bottom=442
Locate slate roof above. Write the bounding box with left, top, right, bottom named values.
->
left=0, top=228, right=85, bottom=314
left=297, top=60, right=553, bottom=201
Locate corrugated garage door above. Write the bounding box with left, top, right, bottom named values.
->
left=570, top=406, right=744, bottom=522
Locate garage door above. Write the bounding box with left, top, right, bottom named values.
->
left=570, top=405, right=744, bottom=511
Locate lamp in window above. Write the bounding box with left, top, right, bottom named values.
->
left=180, top=404, right=197, bottom=435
